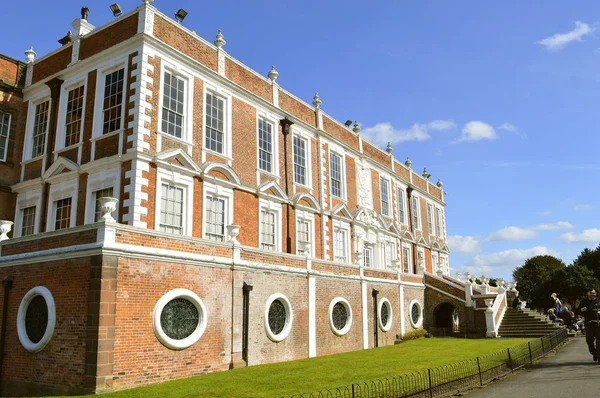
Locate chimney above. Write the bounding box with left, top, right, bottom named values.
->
left=72, top=7, right=95, bottom=37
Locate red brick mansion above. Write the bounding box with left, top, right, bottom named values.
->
left=0, top=1, right=503, bottom=395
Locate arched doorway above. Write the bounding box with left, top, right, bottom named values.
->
left=433, top=302, right=459, bottom=337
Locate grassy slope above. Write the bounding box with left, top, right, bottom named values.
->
left=100, top=338, right=529, bottom=398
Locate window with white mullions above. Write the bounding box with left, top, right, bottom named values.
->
left=21, top=206, right=36, bottom=236
left=161, top=72, right=185, bottom=139
left=0, top=111, right=11, bottom=161
left=260, top=210, right=276, bottom=251
left=205, top=92, right=224, bottom=153
left=333, top=227, right=348, bottom=263
left=293, top=136, right=307, bottom=185
left=397, top=188, right=405, bottom=224
left=94, top=187, right=114, bottom=222
left=330, top=152, right=343, bottom=198
left=258, top=118, right=273, bottom=173
left=54, top=198, right=72, bottom=230
left=402, top=246, right=411, bottom=273
left=385, top=241, right=395, bottom=269
left=160, top=184, right=184, bottom=235
left=380, top=178, right=390, bottom=216
left=427, top=203, right=434, bottom=235
left=65, top=86, right=85, bottom=147
left=435, top=207, right=442, bottom=238
left=206, top=196, right=225, bottom=241
left=363, top=246, right=373, bottom=267
left=31, top=101, right=49, bottom=158
left=102, top=69, right=125, bottom=134
left=297, top=219, right=311, bottom=255
left=412, top=196, right=420, bottom=230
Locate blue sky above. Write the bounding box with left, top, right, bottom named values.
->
left=2, top=1, right=599, bottom=281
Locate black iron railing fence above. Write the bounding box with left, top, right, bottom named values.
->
left=284, top=328, right=568, bottom=398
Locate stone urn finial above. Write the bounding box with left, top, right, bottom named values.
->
left=214, top=29, right=226, bottom=48
left=0, top=220, right=13, bottom=241
left=312, top=92, right=321, bottom=109
left=354, top=251, right=363, bottom=265
left=454, top=272, right=462, bottom=281
left=484, top=299, right=494, bottom=310
left=300, top=241, right=311, bottom=257
left=437, top=179, right=443, bottom=188
left=268, top=65, right=279, bottom=83
left=98, top=197, right=119, bottom=222
left=405, top=157, right=412, bottom=168
left=386, top=142, right=393, bottom=154
left=227, top=225, right=241, bottom=244
left=25, top=47, right=36, bottom=64
left=422, top=168, right=431, bottom=179
left=352, top=121, right=360, bottom=134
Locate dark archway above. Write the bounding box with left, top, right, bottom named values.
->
left=432, top=302, right=457, bottom=337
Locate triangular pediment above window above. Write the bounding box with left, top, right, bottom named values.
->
left=42, top=156, right=80, bottom=181
left=401, top=230, right=415, bottom=243
left=431, top=240, right=441, bottom=250
left=258, top=180, right=287, bottom=200
left=200, top=162, right=242, bottom=185
left=155, top=149, right=201, bottom=173
left=292, top=192, right=320, bottom=211
left=389, top=222, right=403, bottom=236
left=441, top=243, right=450, bottom=253
left=416, top=235, right=428, bottom=247
left=331, top=203, right=353, bottom=219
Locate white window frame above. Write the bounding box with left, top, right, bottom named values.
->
left=380, top=177, right=390, bottom=217
left=396, top=186, right=407, bottom=225
left=92, top=57, right=129, bottom=139
left=295, top=209, right=315, bottom=256
left=329, top=297, right=353, bottom=336
left=432, top=251, right=439, bottom=272
left=385, top=240, right=396, bottom=269
left=329, top=149, right=346, bottom=199
left=202, top=82, right=233, bottom=160
left=14, top=189, right=43, bottom=238
left=202, top=181, right=234, bottom=242
left=363, top=244, right=374, bottom=268
left=402, top=243, right=412, bottom=274
left=157, top=62, right=194, bottom=144
left=378, top=297, right=393, bottom=332
left=47, top=178, right=79, bottom=232
left=412, top=195, right=421, bottom=231
left=426, top=202, right=434, bottom=236
left=155, top=168, right=194, bottom=236
left=255, top=110, right=279, bottom=176
left=332, top=219, right=351, bottom=263
left=17, top=286, right=56, bottom=353
left=409, top=300, right=423, bottom=328
left=23, top=94, right=51, bottom=162
left=85, top=167, right=120, bottom=224
left=259, top=198, right=282, bottom=252
left=0, top=110, right=11, bottom=162
left=292, top=128, right=312, bottom=189
left=55, top=75, right=87, bottom=153
left=436, top=207, right=445, bottom=239
left=265, top=293, right=294, bottom=342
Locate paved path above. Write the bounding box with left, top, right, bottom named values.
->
left=464, top=335, right=599, bottom=397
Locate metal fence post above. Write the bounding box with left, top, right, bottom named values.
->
left=428, top=368, right=433, bottom=398
left=352, top=383, right=355, bottom=398
left=507, top=348, right=513, bottom=370
left=528, top=341, right=533, bottom=364
left=476, top=356, right=483, bottom=386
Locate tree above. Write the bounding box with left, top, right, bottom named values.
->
left=513, top=255, right=566, bottom=310
left=560, top=264, right=599, bottom=308
left=572, top=244, right=600, bottom=281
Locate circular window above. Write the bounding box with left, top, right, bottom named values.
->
left=265, top=293, right=293, bottom=342
left=17, top=286, right=56, bottom=353
left=409, top=300, right=423, bottom=328
left=153, top=289, right=207, bottom=350
left=378, top=298, right=392, bottom=332
left=328, top=297, right=353, bottom=336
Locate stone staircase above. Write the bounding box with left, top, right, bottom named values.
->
left=498, top=308, right=564, bottom=337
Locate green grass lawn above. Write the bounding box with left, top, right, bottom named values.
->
left=86, top=338, right=530, bottom=398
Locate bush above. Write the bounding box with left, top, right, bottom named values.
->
left=402, top=329, right=429, bottom=341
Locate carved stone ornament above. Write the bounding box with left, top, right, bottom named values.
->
left=98, top=197, right=119, bottom=222
left=0, top=220, right=13, bottom=241
left=356, top=164, right=373, bottom=208
left=227, top=225, right=241, bottom=244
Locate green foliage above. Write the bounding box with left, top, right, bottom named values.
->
left=561, top=264, right=599, bottom=307
left=573, top=244, right=600, bottom=282
left=402, top=329, right=429, bottom=340
left=513, top=255, right=566, bottom=310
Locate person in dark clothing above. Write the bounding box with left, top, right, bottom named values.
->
left=578, top=289, right=600, bottom=362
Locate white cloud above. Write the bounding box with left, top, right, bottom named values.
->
left=561, top=228, right=600, bottom=243
left=487, top=222, right=574, bottom=241
left=574, top=204, right=592, bottom=211
left=488, top=226, right=538, bottom=241
left=498, top=123, right=527, bottom=139
left=537, top=21, right=596, bottom=52
left=455, top=121, right=497, bottom=143
left=447, top=235, right=482, bottom=255
left=536, top=210, right=552, bottom=216
left=460, top=246, right=559, bottom=276
left=534, top=221, right=575, bottom=231
left=361, top=120, right=455, bottom=147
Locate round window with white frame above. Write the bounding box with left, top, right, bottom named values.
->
left=409, top=300, right=423, bottom=328
left=329, top=297, right=353, bottom=336
left=152, top=289, right=207, bottom=350
left=17, top=286, right=56, bottom=353
left=265, top=293, right=293, bottom=342
left=378, top=297, right=392, bottom=332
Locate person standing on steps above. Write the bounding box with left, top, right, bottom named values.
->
left=551, top=293, right=562, bottom=316
left=578, top=289, right=600, bottom=362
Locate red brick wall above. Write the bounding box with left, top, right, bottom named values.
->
left=94, top=134, right=120, bottom=159
left=32, top=47, right=72, bottom=84
left=231, top=98, right=257, bottom=186
left=367, top=283, right=400, bottom=347
left=323, top=116, right=359, bottom=151
left=79, top=14, right=139, bottom=61
left=112, top=258, right=232, bottom=390
left=0, top=57, right=19, bottom=85
left=279, top=91, right=314, bottom=127
left=226, top=59, right=271, bottom=102
left=81, top=70, right=96, bottom=164
left=371, top=169, right=381, bottom=215
left=234, top=190, right=258, bottom=247
left=0, top=228, right=97, bottom=256
left=345, top=156, right=357, bottom=211
left=363, top=141, right=389, bottom=167
left=191, top=77, right=204, bottom=163
left=0, top=258, right=93, bottom=394
left=315, top=278, right=362, bottom=356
